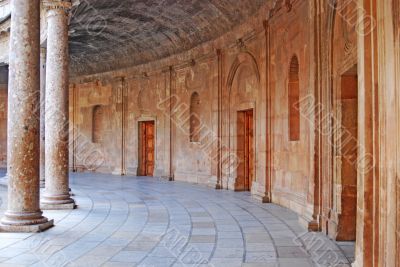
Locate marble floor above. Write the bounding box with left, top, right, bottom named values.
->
left=0, top=173, right=354, bottom=267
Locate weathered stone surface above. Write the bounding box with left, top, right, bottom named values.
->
left=0, top=219, right=53, bottom=233
left=0, top=0, right=399, bottom=266
left=0, top=0, right=52, bottom=232
left=0, top=0, right=10, bottom=65
left=39, top=47, right=46, bottom=188
left=0, top=172, right=354, bottom=266
left=64, top=1, right=400, bottom=266
left=0, top=65, right=7, bottom=168
left=41, top=2, right=75, bottom=209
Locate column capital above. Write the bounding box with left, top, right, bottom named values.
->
left=42, top=0, right=71, bottom=14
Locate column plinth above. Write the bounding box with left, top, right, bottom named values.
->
left=41, top=1, right=75, bottom=210
left=0, top=0, right=53, bottom=232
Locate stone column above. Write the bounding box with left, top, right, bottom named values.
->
left=0, top=0, right=53, bottom=232
left=41, top=0, right=75, bottom=210
left=40, top=47, right=46, bottom=188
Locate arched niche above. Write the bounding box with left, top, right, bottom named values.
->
left=288, top=55, right=300, bottom=141
left=92, top=105, right=104, bottom=144
left=189, top=92, right=201, bottom=142
left=224, top=52, right=260, bottom=191
left=326, top=0, right=359, bottom=246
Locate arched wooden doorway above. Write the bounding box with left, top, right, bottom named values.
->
left=225, top=52, right=260, bottom=191
left=327, top=0, right=359, bottom=244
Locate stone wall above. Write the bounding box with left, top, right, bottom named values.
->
left=0, top=84, right=6, bottom=168
left=268, top=1, right=314, bottom=226
left=69, top=0, right=319, bottom=225
left=69, top=76, right=172, bottom=177
left=0, top=0, right=397, bottom=265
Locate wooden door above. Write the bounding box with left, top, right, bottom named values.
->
left=244, top=110, right=254, bottom=191
left=336, top=71, right=358, bottom=241
left=237, top=109, right=254, bottom=191
left=139, top=121, right=155, bottom=176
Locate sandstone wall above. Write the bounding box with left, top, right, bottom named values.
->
left=268, top=1, right=314, bottom=224
left=0, top=84, right=6, bottom=168
left=69, top=0, right=318, bottom=226
left=0, top=0, right=398, bottom=265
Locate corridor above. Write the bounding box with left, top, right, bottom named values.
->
left=0, top=173, right=354, bottom=267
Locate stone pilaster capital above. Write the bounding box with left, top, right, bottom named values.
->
left=263, top=19, right=270, bottom=30
left=42, top=0, right=71, bottom=16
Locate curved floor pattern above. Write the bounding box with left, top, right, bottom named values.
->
left=0, top=173, right=354, bottom=267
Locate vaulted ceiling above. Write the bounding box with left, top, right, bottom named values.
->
left=69, top=0, right=268, bottom=76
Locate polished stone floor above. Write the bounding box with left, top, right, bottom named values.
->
left=0, top=173, right=354, bottom=267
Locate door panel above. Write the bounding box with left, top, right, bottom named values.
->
left=139, top=121, right=155, bottom=176
left=145, top=122, right=155, bottom=176
left=237, top=112, right=246, bottom=189
left=246, top=110, right=254, bottom=190
left=139, top=122, right=146, bottom=176
left=237, top=109, right=254, bottom=191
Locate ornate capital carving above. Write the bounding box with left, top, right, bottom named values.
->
left=236, top=38, right=247, bottom=52
left=43, top=0, right=71, bottom=15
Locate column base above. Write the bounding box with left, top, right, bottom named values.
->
left=261, top=195, right=272, bottom=203
left=0, top=211, right=54, bottom=233
left=215, top=183, right=223, bottom=190
left=41, top=193, right=76, bottom=210
left=307, top=219, right=321, bottom=232
left=249, top=190, right=271, bottom=203
left=112, top=168, right=125, bottom=176
left=0, top=220, right=54, bottom=233
left=41, top=202, right=76, bottom=210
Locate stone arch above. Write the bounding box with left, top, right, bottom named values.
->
left=92, top=105, right=104, bottom=143
left=288, top=55, right=300, bottom=141
left=326, top=0, right=359, bottom=246
left=224, top=51, right=260, bottom=191
left=189, top=92, right=201, bottom=142
left=226, top=52, right=260, bottom=92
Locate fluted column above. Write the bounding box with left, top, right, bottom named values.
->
left=40, top=47, right=46, bottom=188
left=41, top=0, right=75, bottom=210
left=0, top=0, right=53, bottom=232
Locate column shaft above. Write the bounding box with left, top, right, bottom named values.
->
left=41, top=4, right=75, bottom=209
left=0, top=0, right=53, bottom=232
left=40, top=48, right=46, bottom=188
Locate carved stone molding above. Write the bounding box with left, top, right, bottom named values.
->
left=43, top=0, right=71, bottom=10
left=43, top=0, right=71, bottom=17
